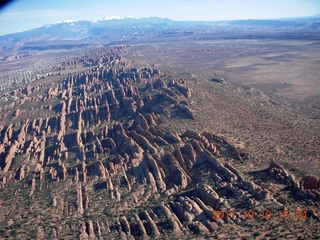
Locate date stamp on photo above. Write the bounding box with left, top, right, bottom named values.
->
left=212, top=209, right=307, bottom=221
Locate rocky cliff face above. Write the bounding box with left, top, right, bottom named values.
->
left=0, top=47, right=318, bottom=239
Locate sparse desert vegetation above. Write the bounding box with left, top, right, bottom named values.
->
left=0, top=17, right=319, bottom=239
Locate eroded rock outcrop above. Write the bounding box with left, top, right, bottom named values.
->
left=1, top=48, right=316, bottom=240
left=160, top=205, right=183, bottom=234
left=196, top=184, right=220, bottom=209
left=267, top=159, right=300, bottom=189
left=303, top=175, right=320, bottom=189
left=76, top=184, right=84, bottom=214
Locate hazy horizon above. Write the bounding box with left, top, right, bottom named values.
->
left=0, top=0, right=319, bottom=36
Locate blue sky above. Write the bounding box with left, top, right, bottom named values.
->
left=0, top=0, right=319, bottom=36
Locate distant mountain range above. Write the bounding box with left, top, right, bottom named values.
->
left=0, top=15, right=319, bottom=52
left=1, top=17, right=175, bottom=40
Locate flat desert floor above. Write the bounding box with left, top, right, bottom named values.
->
left=124, top=38, right=320, bottom=108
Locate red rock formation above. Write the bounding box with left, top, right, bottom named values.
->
left=303, top=175, right=320, bottom=189
left=196, top=184, right=220, bottom=209
left=153, top=78, right=166, bottom=89
left=143, top=211, right=160, bottom=236
left=176, top=104, right=194, bottom=119
left=189, top=221, right=209, bottom=234
left=267, top=159, right=300, bottom=190
left=2, top=143, right=17, bottom=173
left=160, top=205, right=183, bottom=234
left=133, top=213, right=148, bottom=237
left=76, top=184, right=84, bottom=214
left=93, top=160, right=107, bottom=178
left=135, top=125, right=153, bottom=142
left=135, top=113, right=149, bottom=130
left=225, top=162, right=244, bottom=181
left=15, top=165, right=25, bottom=180
left=145, top=153, right=166, bottom=191
left=130, top=130, right=157, bottom=154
